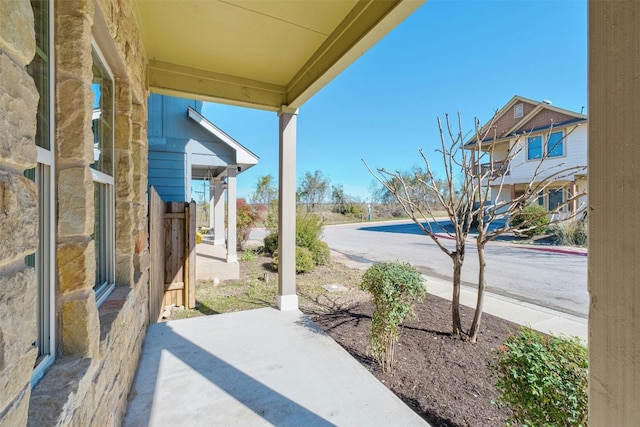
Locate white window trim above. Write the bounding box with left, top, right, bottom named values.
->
left=91, top=40, right=115, bottom=306
left=31, top=0, right=56, bottom=386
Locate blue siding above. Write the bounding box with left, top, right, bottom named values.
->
left=147, top=94, right=241, bottom=202
left=148, top=151, right=186, bottom=201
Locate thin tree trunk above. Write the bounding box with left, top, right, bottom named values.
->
left=451, top=256, right=463, bottom=336
left=468, top=241, right=486, bottom=343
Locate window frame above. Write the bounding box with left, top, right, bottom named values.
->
left=527, top=135, right=543, bottom=160
left=30, top=0, right=56, bottom=387
left=91, top=40, right=116, bottom=306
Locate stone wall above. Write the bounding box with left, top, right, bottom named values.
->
left=0, top=1, right=40, bottom=425
left=0, top=0, right=150, bottom=425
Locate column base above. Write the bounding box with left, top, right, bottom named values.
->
left=277, top=294, right=299, bottom=311
left=226, top=254, right=237, bottom=263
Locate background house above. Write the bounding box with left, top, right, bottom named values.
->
left=147, top=94, right=258, bottom=273
left=468, top=95, right=588, bottom=214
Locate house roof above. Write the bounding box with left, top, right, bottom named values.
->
left=133, top=0, right=425, bottom=111
left=465, top=95, right=587, bottom=147
left=187, top=107, right=259, bottom=178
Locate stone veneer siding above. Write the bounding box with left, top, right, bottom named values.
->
left=0, top=0, right=150, bottom=425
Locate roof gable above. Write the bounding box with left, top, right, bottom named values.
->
left=187, top=107, right=259, bottom=168
left=512, top=108, right=585, bottom=135
left=486, top=97, right=538, bottom=140
left=469, top=95, right=587, bottom=145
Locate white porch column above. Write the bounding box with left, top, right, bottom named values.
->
left=589, top=2, right=640, bottom=424
left=213, top=178, right=225, bottom=245
left=226, top=167, right=238, bottom=263
left=277, top=107, right=298, bottom=311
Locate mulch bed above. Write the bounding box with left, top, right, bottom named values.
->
left=306, top=294, right=517, bottom=427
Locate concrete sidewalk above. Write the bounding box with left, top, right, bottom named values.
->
left=124, top=308, right=429, bottom=427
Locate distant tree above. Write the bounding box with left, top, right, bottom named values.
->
left=251, top=174, right=278, bottom=230
left=368, top=179, right=392, bottom=204
left=331, top=184, right=365, bottom=216
left=331, top=184, right=348, bottom=212
left=366, top=112, right=586, bottom=342
left=297, top=170, right=330, bottom=212
left=251, top=174, right=277, bottom=206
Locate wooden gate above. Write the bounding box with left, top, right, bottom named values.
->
left=149, top=186, right=196, bottom=322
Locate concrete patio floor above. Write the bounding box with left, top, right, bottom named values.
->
left=124, top=307, right=429, bottom=426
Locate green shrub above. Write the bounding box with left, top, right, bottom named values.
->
left=309, top=240, right=330, bottom=266
left=511, top=204, right=550, bottom=237
left=490, top=327, right=588, bottom=427
left=263, top=232, right=278, bottom=255
left=296, top=214, right=324, bottom=249
left=295, top=246, right=315, bottom=273
left=264, top=213, right=330, bottom=266
left=552, top=217, right=588, bottom=246
left=240, top=249, right=256, bottom=262
left=271, top=247, right=316, bottom=274
left=360, top=262, right=426, bottom=372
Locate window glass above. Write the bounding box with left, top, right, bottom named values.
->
left=547, top=131, right=564, bottom=157
left=548, top=188, right=564, bottom=211
left=91, top=45, right=115, bottom=301
left=527, top=135, right=542, bottom=160
left=91, top=50, right=113, bottom=176
left=27, top=0, right=55, bottom=384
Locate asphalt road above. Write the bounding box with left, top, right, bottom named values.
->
left=321, top=219, right=588, bottom=318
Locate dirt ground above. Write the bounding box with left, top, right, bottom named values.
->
left=254, top=253, right=515, bottom=426
left=306, top=294, right=515, bottom=427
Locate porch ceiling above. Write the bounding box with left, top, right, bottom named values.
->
left=133, top=0, right=424, bottom=111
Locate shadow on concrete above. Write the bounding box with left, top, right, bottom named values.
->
left=124, top=321, right=336, bottom=426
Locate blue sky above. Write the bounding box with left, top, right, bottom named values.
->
left=199, top=0, right=587, bottom=202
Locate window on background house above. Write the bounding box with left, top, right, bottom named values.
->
left=27, top=0, right=55, bottom=385
left=548, top=188, right=564, bottom=211
left=527, top=135, right=542, bottom=160
left=91, top=44, right=115, bottom=306
left=547, top=131, right=564, bottom=157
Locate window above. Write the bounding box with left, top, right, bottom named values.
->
left=514, top=103, right=523, bottom=118
left=27, top=0, right=55, bottom=385
left=91, top=44, right=115, bottom=305
left=528, top=131, right=565, bottom=160
left=547, top=131, right=564, bottom=157
left=527, top=135, right=542, bottom=160
left=548, top=188, right=564, bottom=211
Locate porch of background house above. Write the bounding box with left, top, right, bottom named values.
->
left=196, top=233, right=240, bottom=282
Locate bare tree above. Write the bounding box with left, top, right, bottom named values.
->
left=365, top=113, right=586, bottom=342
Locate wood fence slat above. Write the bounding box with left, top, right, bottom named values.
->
left=148, top=187, right=165, bottom=323
left=188, top=200, right=196, bottom=309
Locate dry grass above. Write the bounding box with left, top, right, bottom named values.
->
left=169, top=250, right=369, bottom=320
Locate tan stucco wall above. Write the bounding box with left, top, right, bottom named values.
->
left=588, top=2, right=640, bottom=424
left=0, top=0, right=150, bottom=425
